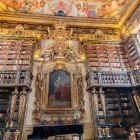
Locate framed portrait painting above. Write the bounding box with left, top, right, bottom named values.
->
left=48, top=70, right=71, bottom=108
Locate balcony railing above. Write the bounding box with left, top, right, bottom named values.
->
left=86, top=70, right=140, bottom=89
left=0, top=70, right=32, bottom=88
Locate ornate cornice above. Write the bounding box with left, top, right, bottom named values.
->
left=0, top=21, right=120, bottom=44
left=0, top=24, right=41, bottom=40
left=0, top=12, right=117, bottom=28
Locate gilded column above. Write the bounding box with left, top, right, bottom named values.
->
left=132, top=89, right=140, bottom=113
left=92, top=88, right=99, bottom=116
left=129, top=71, right=136, bottom=85
left=91, top=88, right=98, bottom=138
left=7, top=87, right=18, bottom=128
left=99, top=88, right=106, bottom=116
left=18, top=87, right=28, bottom=128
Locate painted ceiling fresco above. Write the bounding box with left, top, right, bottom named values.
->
left=0, top=0, right=131, bottom=20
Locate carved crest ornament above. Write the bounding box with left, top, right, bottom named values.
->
left=33, top=21, right=85, bottom=125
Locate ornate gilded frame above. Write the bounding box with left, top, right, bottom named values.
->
left=33, top=59, right=85, bottom=124
left=45, top=66, right=74, bottom=110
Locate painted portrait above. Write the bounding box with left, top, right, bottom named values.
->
left=48, top=70, right=71, bottom=108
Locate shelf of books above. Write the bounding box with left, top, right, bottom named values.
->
left=91, top=89, right=139, bottom=139
left=116, top=45, right=131, bottom=71
left=0, top=41, right=33, bottom=71
left=86, top=45, right=123, bottom=72
left=0, top=89, right=11, bottom=139
left=124, top=36, right=140, bottom=69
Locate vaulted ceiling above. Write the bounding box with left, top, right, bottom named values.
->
left=0, top=0, right=132, bottom=19
left=0, top=0, right=139, bottom=28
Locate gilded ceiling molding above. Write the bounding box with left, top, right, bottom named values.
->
left=0, top=12, right=118, bottom=28
left=78, top=31, right=120, bottom=43
left=121, top=5, right=140, bottom=39
left=118, top=0, right=140, bottom=28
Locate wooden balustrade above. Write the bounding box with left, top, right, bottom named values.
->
left=0, top=70, right=32, bottom=88
left=86, top=70, right=140, bottom=88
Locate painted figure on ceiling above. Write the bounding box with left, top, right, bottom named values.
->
left=76, top=3, right=84, bottom=17
left=20, top=1, right=31, bottom=13
left=54, top=0, right=71, bottom=16
left=109, top=0, right=119, bottom=17
left=97, top=4, right=107, bottom=17
left=29, top=0, right=44, bottom=13
left=70, top=1, right=78, bottom=16
left=82, top=2, right=91, bottom=17
left=75, top=2, right=91, bottom=17
left=97, top=0, right=126, bottom=18
left=58, top=0, right=65, bottom=11
left=42, top=0, right=51, bottom=14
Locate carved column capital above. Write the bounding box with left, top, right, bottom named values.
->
left=20, top=87, right=28, bottom=96
left=132, top=88, right=138, bottom=95
left=12, top=87, right=19, bottom=95
left=99, top=88, right=104, bottom=94
left=91, top=88, right=97, bottom=95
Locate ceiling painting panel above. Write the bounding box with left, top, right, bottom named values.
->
left=0, top=0, right=132, bottom=20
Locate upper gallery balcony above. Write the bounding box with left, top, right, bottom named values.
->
left=86, top=70, right=140, bottom=89
left=0, top=70, right=32, bottom=88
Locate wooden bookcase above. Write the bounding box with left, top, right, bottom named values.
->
left=90, top=89, right=139, bottom=139
left=0, top=40, right=34, bottom=139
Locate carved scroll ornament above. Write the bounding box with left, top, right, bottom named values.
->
left=36, top=21, right=81, bottom=62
